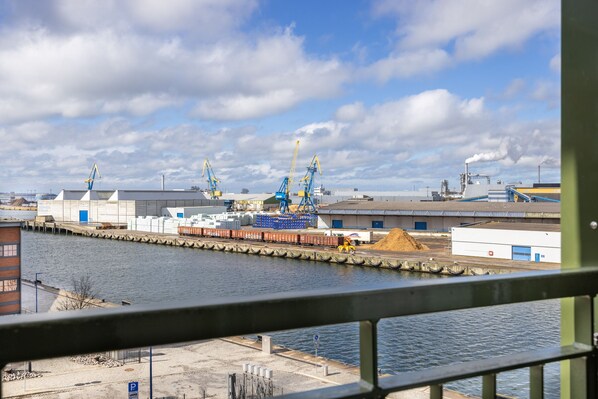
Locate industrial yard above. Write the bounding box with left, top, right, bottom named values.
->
left=22, top=220, right=559, bottom=275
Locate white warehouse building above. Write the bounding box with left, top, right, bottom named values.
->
left=451, top=222, right=560, bottom=263
left=38, top=189, right=224, bottom=224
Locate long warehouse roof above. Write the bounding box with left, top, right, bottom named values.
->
left=460, top=222, right=561, bottom=232
left=317, top=200, right=560, bottom=218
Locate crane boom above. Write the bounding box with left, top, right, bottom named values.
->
left=84, top=163, right=101, bottom=190
left=287, top=140, right=300, bottom=196
left=275, top=140, right=300, bottom=213
left=297, top=155, right=322, bottom=213
left=202, top=158, right=222, bottom=199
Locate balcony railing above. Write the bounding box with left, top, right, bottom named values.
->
left=1, top=267, right=597, bottom=398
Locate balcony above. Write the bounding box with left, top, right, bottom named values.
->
left=1, top=268, right=597, bottom=398
left=1, top=0, right=598, bottom=398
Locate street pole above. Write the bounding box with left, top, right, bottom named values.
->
left=149, top=346, right=153, bottom=399
left=34, top=272, right=42, bottom=313
left=29, top=272, right=43, bottom=373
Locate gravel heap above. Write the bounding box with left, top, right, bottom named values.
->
left=2, top=369, right=43, bottom=382
left=69, top=354, right=122, bottom=368
left=370, top=228, right=429, bottom=252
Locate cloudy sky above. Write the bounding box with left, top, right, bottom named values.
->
left=0, top=0, right=560, bottom=194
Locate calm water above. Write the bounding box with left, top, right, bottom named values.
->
left=20, top=230, right=560, bottom=398
left=0, top=209, right=36, bottom=220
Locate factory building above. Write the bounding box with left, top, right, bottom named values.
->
left=38, top=190, right=224, bottom=224
left=451, top=222, right=560, bottom=263
left=0, top=220, right=21, bottom=316
left=317, top=201, right=559, bottom=231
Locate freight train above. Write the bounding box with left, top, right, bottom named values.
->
left=178, top=226, right=345, bottom=248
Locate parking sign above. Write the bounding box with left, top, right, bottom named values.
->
left=128, top=381, right=139, bottom=399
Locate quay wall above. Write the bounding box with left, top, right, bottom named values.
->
left=22, top=221, right=514, bottom=277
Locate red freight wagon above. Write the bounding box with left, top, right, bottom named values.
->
left=202, top=228, right=232, bottom=239
left=300, top=234, right=344, bottom=247
left=263, top=231, right=300, bottom=244
left=231, top=230, right=264, bottom=241
left=178, top=226, right=203, bottom=236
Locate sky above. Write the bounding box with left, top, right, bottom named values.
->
left=0, top=0, right=561, bottom=194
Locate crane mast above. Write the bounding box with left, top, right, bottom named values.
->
left=84, top=163, right=101, bottom=190
left=202, top=159, right=222, bottom=199
left=297, top=155, right=322, bottom=213
left=275, top=140, right=300, bottom=213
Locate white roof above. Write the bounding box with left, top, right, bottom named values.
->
left=220, top=193, right=275, bottom=201
left=108, top=190, right=210, bottom=201
left=55, top=190, right=87, bottom=200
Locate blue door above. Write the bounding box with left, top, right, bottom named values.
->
left=372, top=221, right=383, bottom=228
left=332, top=219, right=343, bottom=228
left=512, top=246, right=531, bottom=261
left=534, top=253, right=541, bottom=262
left=414, top=221, right=427, bottom=230
left=79, top=210, right=88, bottom=223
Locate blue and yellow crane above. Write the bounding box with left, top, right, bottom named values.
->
left=275, top=140, right=300, bottom=213
left=297, top=155, right=322, bottom=213
left=202, top=158, right=222, bottom=199
left=84, top=162, right=101, bottom=190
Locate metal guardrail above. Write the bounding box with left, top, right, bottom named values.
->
left=0, top=268, right=597, bottom=398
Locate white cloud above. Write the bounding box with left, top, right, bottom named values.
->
left=0, top=3, right=348, bottom=123
left=335, top=102, right=366, bottom=122
left=363, top=48, right=451, bottom=82
left=368, top=0, right=559, bottom=80
left=6, top=0, right=258, bottom=38
left=502, top=78, right=527, bottom=99
left=0, top=88, right=560, bottom=192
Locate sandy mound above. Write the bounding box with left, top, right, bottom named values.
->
left=370, top=228, right=429, bottom=252
left=10, top=197, right=30, bottom=206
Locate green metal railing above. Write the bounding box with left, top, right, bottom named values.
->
left=1, top=268, right=597, bottom=398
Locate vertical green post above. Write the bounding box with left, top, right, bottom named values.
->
left=530, top=365, right=544, bottom=399
left=359, top=320, right=379, bottom=394
left=430, top=384, right=443, bottom=399
left=482, top=374, right=496, bottom=399
left=562, top=0, right=598, bottom=397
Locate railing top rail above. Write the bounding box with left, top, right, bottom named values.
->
left=1, top=267, right=597, bottom=364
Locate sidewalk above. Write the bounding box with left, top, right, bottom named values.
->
left=4, top=337, right=468, bottom=399
left=6, top=283, right=469, bottom=398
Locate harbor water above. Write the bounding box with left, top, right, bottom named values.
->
left=19, top=229, right=560, bottom=398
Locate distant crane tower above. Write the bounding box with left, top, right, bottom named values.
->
left=297, top=155, right=322, bottom=213
left=275, top=140, right=300, bottom=213
left=84, top=163, right=101, bottom=190
left=202, top=158, right=222, bottom=199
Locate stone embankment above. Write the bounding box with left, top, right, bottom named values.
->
left=22, top=220, right=515, bottom=277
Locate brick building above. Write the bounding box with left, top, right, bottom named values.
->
left=0, top=220, right=21, bottom=315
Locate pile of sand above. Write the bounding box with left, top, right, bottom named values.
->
left=370, top=228, right=429, bottom=252
left=10, top=197, right=30, bottom=206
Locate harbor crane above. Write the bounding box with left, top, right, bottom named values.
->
left=275, top=140, right=300, bottom=213
left=84, top=163, right=101, bottom=190
left=297, top=155, right=322, bottom=213
left=202, top=158, right=222, bottom=199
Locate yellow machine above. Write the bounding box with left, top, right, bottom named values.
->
left=338, top=237, right=356, bottom=254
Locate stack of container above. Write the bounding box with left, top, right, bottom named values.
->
left=253, top=214, right=317, bottom=230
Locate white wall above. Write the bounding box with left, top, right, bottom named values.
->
left=451, top=226, right=560, bottom=263
left=162, top=206, right=228, bottom=218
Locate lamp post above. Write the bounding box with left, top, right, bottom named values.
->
left=29, top=272, right=43, bottom=373
left=149, top=346, right=153, bottom=399
left=34, top=272, right=43, bottom=313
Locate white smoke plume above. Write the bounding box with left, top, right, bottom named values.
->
left=465, top=137, right=527, bottom=165
left=465, top=151, right=506, bottom=164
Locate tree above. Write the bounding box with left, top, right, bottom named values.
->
left=57, top=275, right=99, bottom=310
